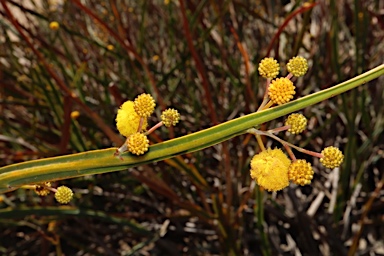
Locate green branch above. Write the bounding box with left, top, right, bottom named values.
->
left=1, top=64, right=383, bottom=193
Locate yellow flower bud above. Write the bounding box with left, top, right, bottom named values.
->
left=288, top=160, right=314, bottom=186
left=258, top=57, right=280, bottom=79
left=161, top=108, right=180, bottom=127
left=285, top=113, right=307, bottom=134
left=49, top=21, right=60, bottom=31
left=127, top=133, right=149, bottom=155
left=287, top=56, right=308, bottom=77
left=55, top=186, right=73, bottom=204
left=268, top=77, right=296, bottom=105
left=34, top=182, right=51, bottom=196
left=320, top=146, right=344, bottom=169
left=134, top=94, right=156, bottom=118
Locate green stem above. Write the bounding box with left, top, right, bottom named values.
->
left=0, top=65, right=383, bottom=193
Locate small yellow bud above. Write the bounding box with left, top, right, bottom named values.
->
left=134, top=94, right=156, bottom=118
left=288, top=160, right=314, bottom=186
left=161, top=108, right=180, bottom=127
left=127, top=133, right=149, bottom=155
left=287, top=56, right=308, bottom=77
left=320, top=146, right=344, bottom=169
left=285, top=113, right=307, bottom=134
left=49, top=21, right=60, bottom=31
left=70, top=111, right=80, bottom=119
left=250, top=148, right=291, bottom=192
left=107, top=44, right=114, bottom=51
left=34, top=182, right=51, bottom=196
left=55, top=186, right=73, bottom=204
left=258, top=57, right=280, bottom=79
left=268, top=77, right=296, bottom=105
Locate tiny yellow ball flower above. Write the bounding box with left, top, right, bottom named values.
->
left=34, top=182, right=51, bottom=196
left=49, top=21, right=60, bottom=31
left=287, top=56, right=308, bottom=77
left=320, top=146, right=344, bottom=169
left=288, top=160, right=314, bottom=186
left=127, top=133, right=149, bottom=155
left=250, top=148, right=291, bottom=192
left=116, top=101, right=148, bottom=137
left=258, top=57, right=280, bottom=79
left=268, top=77, right=296, bottom=105
left=285, top=113, right=307, bottom=134
left=134, top=93, right=156, bottom=118
left=107, top=44, right=114, bottom=51
left=161, top=108, right=180, bottom=127
left=70, top=111, right=80, bottom=119
left=55, top=186, right=73, bottom=204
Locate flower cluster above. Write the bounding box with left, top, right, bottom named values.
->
left=30, top=182, right=74, bottom=204
left=115, top=93, right=180, bottom=157
left=248, top=56, right=344, bottom=192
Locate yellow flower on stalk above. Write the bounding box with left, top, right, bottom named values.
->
left=285, top=113, right=307, bottom=134
left=116, top=101, right=148, bottom=137
left=288, top=160, right=314, bottom=186
left=49, top=21, right=60, bottom=30
left=268, top=77, right=296, bottom=105
left=134, top=93, right=156, bottom=118
left=54, top=186, right=73, bottom=204
left=258, top=57, right=280, bottom=79
left=250, top=148, right=291, bottom=191
left=161, top=108, right=180, bottom=127
left=320, top=146, right=344, bottom=168
left=127, top=133, right=149, bottom=155
left=287, top=56, right=308, bottom=77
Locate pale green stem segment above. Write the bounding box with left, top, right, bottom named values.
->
left=0, top=64, right=383, bottom=194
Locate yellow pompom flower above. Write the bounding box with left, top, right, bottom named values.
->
left=287, top=56, right=308, bottom=77
left=127, top=133, right=149, bottom=155
left=285, top=113, right=307, bottom=134
left=34, top=182, right=51, bottom=196
left=258, top=57, right=280, bottom=79
left=250, top=148, right=291, bottom=192
left=288, top=160, right=314, bottom=186
left=54, top=186, right=73, bottom=204
left=116, top=101, right=148, bottom=137
left=320, top=146, right=344, bottom=169
left=268, top=77, right=296, bottom=105
left=161, top=108, right=180, bottom=127
left=49, top=21, right=60, bottom=30
left=134, top=93, right=156, bottom=118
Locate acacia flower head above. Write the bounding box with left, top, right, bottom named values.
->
left=127, top=133, right=149, bottom=155
left=287, top=56, right=308, bottom=77
left=134, top=93, right=156, bottom=118
left=250, top=148, right=291, bottom=191
left=288, top=160, right=314, bottom=186
left=49, top=21, right=60, bottom=30
left=54, top=186, right=73, bottom=204
left=258, top=57, right=280, bottom=79
left=285, top=113, right=307, bottom=134
left=116, top=101, right=148, bottom=137
left=34, top=182, right=51, bottom=196
left=268, top=77, right=296, bottom=105
left=161, top=108, right=180, bottom=127
left=320, top=146, right=344, bottom=168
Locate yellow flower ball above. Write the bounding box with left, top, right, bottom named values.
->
left=116, top=101, right=148, bottom=137
left=161, top=108, right=180, bottom=127
left=287, top=56, right=308, bottom=77
left=250, top=148, right=291, bottom=192
left=268, top=77, right=296, bottom=105
left=134, top=93, right=156, bottom=118
left=49, top=21, right=60, bottom=31
left=127, top=133, right=149, bottom=155
left=320, top=146, right=344, bottom=169
left=285, top=113, right=307, bottom=134
left=55, top=186, right=73, bottom=204
left=258, top=57, right=280, bottom=79
left=288, top=160, right=314, bottom=186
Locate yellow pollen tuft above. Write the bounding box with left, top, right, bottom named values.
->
left=320, top=146, right=344, bottom=169
left=54, top=186, right=73, bottom=204
left=116, top=101, right=148, bottom=137
left=134, top=94, right=156, bottom=118
left=288, top=160, right=314, bottom=186
left=127, top=133, right=150, bottom=155
left=268, top=77, right=296, bottom=105
left=161, top=108, right=180, bottom=127
left=250, top=148, right=291, bottom=192
left=287, top=56, right=308, bottom=77
left=285, top=113, right=307, bottom=134
left=258, top=57, right=280, bottom=79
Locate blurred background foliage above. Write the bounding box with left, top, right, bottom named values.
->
left=0, top=0, right=383, bottom=255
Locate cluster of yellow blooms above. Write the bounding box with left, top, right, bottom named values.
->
left=249, top=56, right=344, bottom=192
left=115, top=93, right=180, bottom=157
left=31, top=182, right=74, bottom=204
